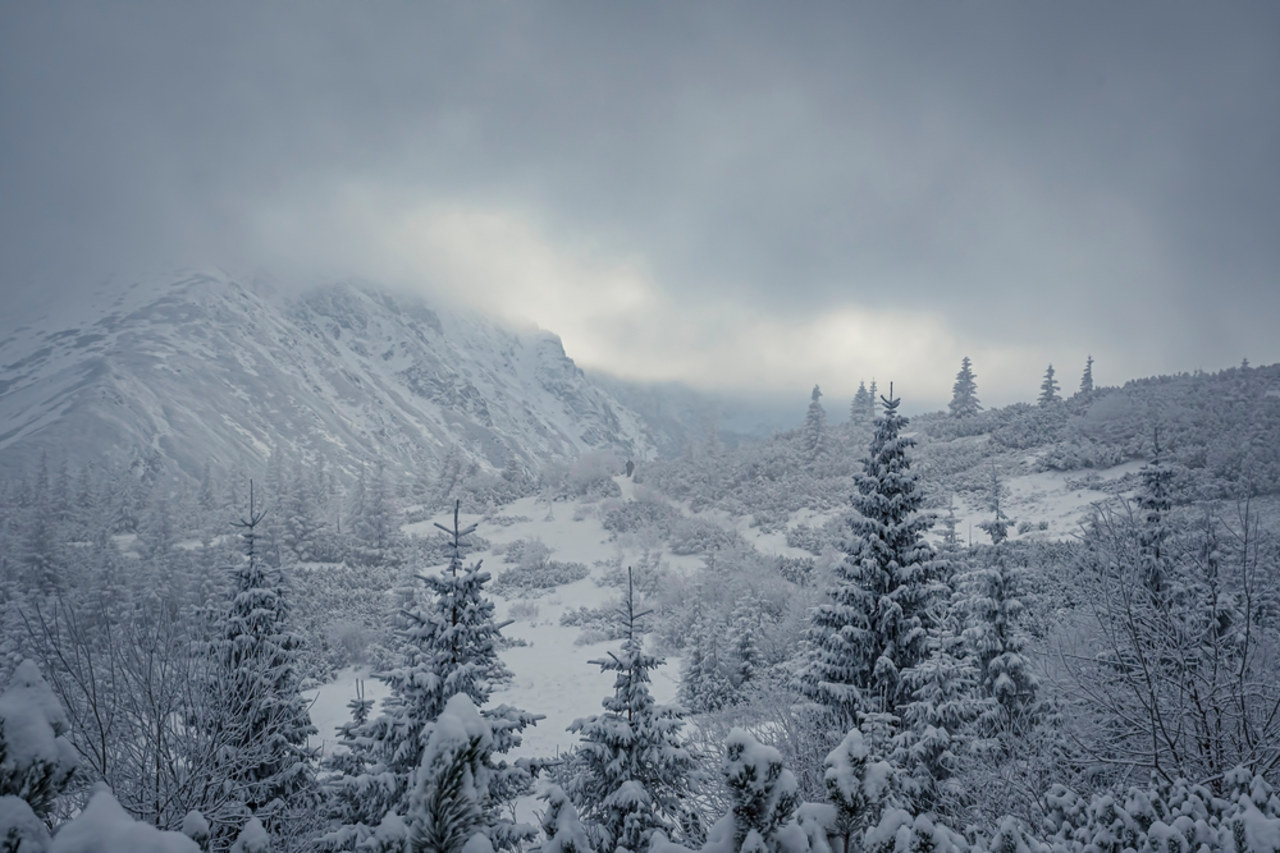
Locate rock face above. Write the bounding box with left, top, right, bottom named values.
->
left=0, top=269, right=655, bottom=482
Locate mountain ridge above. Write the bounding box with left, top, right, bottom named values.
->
left=0, top=270, right=663, bottom=484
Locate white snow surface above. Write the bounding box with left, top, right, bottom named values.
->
left=309, top=481, right=685, bottom=765
left=49, top=787, right=201, bottom=853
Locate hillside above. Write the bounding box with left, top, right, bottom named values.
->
left=0, top=270, right=658, bottom=485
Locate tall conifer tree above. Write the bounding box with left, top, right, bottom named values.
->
left=800, top=386, right=945, bottom=732
left=204, top=482, right=318, bottom=850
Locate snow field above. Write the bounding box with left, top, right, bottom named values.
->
left=309, top=477, right=682, bottom=768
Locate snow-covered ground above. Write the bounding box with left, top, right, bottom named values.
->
left=943, top=461, right=1146, bottom=547
left=306, top=460, right=1139, bottom=759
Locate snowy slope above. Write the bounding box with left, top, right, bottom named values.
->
left=305, top=457, right=1134, bottom=756
left=0, top=270, right=656, bottom=481
left=308, top=477, right=685, bottom=764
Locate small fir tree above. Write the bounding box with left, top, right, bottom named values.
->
left=727, top=602, right=762, bottom=694
left=716, top=729, right=807, bottom=853
left=322, top=503, right=537, bottom=851
left=976, top=466, right=1011, bottom=546
left=948, top=357, right=981, bottom=418
left=850, top=381, right=871, bottom=425
left=803, top=385, right=826, bottom=464
left=938, top=496, right=962, bottom=556
left=1137, top=430, right=1173, bottom=602
left=1037, top=364, right=1060, bottom=406
left=1079, top=354, right=1095, bottom=397
left=562, top=570, right=699, bottom=853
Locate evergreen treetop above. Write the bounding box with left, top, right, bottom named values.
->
left=1079, top=354, right=1095, bottom=396
left=948, top=357, right=981, bottom=418
left=803, top=385, right=826, bottom=463
left=851, top=381, right=871, bottom=425
left=1038, top=364, right=1060, bottom=406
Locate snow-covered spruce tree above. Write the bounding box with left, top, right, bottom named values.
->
left=799, top=386, right=946, bottom=733
left=281, top=458, right=326, bottom=563
left=0, top=660, right=78, bottom=851
left=948, top=357, right=981, bottom=419
left=803, top=385, right=826, bottom=464
left=538, top=785, right=594, bottom=853
left=405, top=694, right=495, bottom=853
left=962, top=468, right=1038, bottom=738
left=562, top=569, right=700, bottom=853
left=322, top=503, right=538, bottom=851
left=958, top=544, right=1039, bottom=740
left=824, top=729, right=897, bottom=853
left=850, top=382, right=871, bottom=426
left=679, top=617, right=741, bottom=715
left=938, top=497, right=963, bottom=556
left=1078, top=354, right=1094, bottom=397
left=976, top=467, right=1011, bottom=547
left=657, top=729, right=809, bottom=853
left=20, top=454, right=61, bottom=593
left=1037, top=364, right=1060, bottom=406
left=893, top=630, right=983, bottom=814
left=727, top=602, right=762, bottom=697
left=1136, top=431, right=1173, bottom=602
left=346, top=460, right=401, bottom=568
left=201, top=483, right=318, bottom=851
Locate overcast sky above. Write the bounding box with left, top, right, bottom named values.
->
left=2, top=2, right=1278, bottom=411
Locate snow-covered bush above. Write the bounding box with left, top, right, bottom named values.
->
left=668, top=518, right=745, bottom=557
left=491, top=560, right=589, bottom=597
left=654, top=729, right=809, bottom=853
left=600, top=497, right=681, bottom=539
left=47, top=788, right=202, bottom=853
left=1043, top=769, right=1280, bottom=853
left=0, top=660, right=77, bottom=823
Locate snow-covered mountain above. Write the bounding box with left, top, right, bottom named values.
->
left=0, top=269, right=657, bottom=482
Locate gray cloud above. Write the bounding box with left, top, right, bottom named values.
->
left=2, top=1, right=1277, bottom=407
